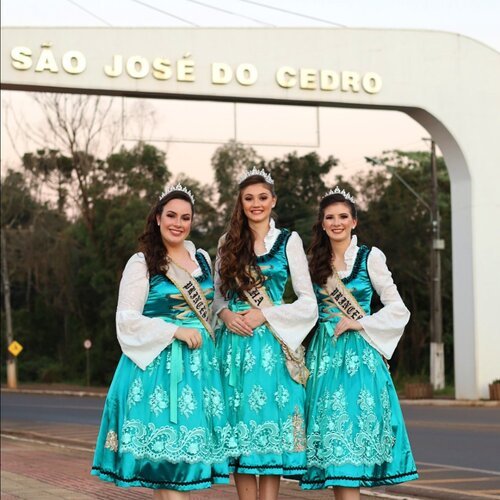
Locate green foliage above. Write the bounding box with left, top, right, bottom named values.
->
left=2, top=142, right=172, bottom=385
left=357, top=151, right=452, bottom=381
left=212, top=139, right=262, bottom=220
left=105, top=142, right=171, bottom=199
left=268, top=152, right=338, bottom=246
left=174, top=173, right=221, bottom=256
left=1, top=139, right=453, bottom=387
left=1, top=170, right=39, bottom=227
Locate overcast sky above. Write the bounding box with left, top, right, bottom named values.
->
left=2, top=0, right=499, bottom=50
left=2, top=0, right=499, bottom=184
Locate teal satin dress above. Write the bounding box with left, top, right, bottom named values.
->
left=301, top=246, right=418, bottom=489
left=217, top=230, right=308, bottom=477
left=92, top=252, right=233, bottom=491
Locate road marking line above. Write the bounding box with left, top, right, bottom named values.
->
left=415, top=467, right=454, bottom=473
left=359, top=490, right=423, bottom=500
left=416, top=461, right=500, bottom=476
left=400, top=399, right=500, bottom=407
left=470, top=490, right=500, bottom=494
left=416, top=477, right=499, bottom=484
left=401, top=483, right=500, bottom=499
left=282, top=479, right=423, bottom=499
left=407, top=420, right=500, bottom=431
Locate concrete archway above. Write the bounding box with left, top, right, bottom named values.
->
left=2, top=27, right=499, bottom=398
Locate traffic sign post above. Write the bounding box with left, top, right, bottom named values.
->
left=83, top=339, right=92, bottom=386
left=8, top=340, right=23, bottom=357
left=6, top=341, right=23, bottom=390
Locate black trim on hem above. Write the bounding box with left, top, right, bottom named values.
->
left=91, top=466, right=229, bottom=487
left=230, top=464, right=306, bottom=472
left=229, top=461, right=307, bottom=476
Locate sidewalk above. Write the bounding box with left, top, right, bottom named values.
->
left=2, top=435, right=406, bottom=500
left=2, top=436, right=238, bottom=500
left=3, top=386, right=500, bottom=499
left=4, top=420, right=500, bottom=499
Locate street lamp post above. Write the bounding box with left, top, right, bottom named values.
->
left=366, top=143, right=445, bottom=390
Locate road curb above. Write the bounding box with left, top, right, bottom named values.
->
left=1, top=388, right=107, bottom=398
left=3, top=387, right=500, bottom=406
left=1, top=429, right=95, bottom=451
left=400, top=398, right=500, bottom=407
left=2, top=432, right=418, bottom=500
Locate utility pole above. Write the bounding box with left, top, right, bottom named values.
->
left=1, top=230, right=17, bottom=389
left=428, top=139, right=445, bottom=390
left=367, top=146, right=445, bottom=390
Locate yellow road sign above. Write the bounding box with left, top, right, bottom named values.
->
left=8, top=340, right=23, bottom=357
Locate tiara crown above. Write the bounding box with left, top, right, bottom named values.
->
left=237, top=166, right=274, bottom=185
left=323, top=186, right=356, bottom=204
left=159, top=183, right=195, bottom=204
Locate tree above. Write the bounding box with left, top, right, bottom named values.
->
left=211, top=140, right=262, bottom=220
left=105, top=142, right=171, bottom=200
left=174, top=173, right=220, bottom=256
left=3, top=93, right=176, bottom=384
left=62, top=143, right=172, bottom=383
left=1, top=170, right=71, bottom=384
left=5, top=94, right=121, bottom=236
left=267, top=152, right=338, bottom=246
left=2, top=139, right=173, bottom=385
left=356, top=151, right=452, bottom=382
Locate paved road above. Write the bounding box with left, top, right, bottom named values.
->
left=1, top=393, right=104, bottom=426
left=3, top=393, right=499, bottom=473
left=2, top=392, right=500, bottom=499
left=400, top=405, right=500, bottom=472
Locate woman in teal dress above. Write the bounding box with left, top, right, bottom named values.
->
left=214, top=168, right=318, bottom=500
left=301, top=188, right=418, bottom=499
left=92, top=186, right=233, bottom=498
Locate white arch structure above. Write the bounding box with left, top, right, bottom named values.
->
left=2, top=28, right=499, bottom=399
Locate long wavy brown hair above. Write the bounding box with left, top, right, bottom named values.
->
left=138, top=191, right=195, bottom=276
left=308, top=193, right=357, bottom=285
left=218, top=174, right=276, bottom=298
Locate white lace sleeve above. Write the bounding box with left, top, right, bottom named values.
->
left=116, top=253, right=177, bottom=370
left=261, top=232, right=318, bottom=351
left=358, top=247, right=410, bottom=359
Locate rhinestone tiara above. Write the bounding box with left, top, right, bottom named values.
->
left=323, top=186, right=356, bottom=204
left=159, top=183, right=195, bottom=204
left=237, top=166, right=274, bottom=185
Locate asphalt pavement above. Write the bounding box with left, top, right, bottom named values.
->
left=2, top=390, right=500, bottom=499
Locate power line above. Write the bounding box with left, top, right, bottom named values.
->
left=65, top=0, right=113, bottom=26
left=238, top=0, right=346, bottom=27
left=132, top=0, right=199, bottom=26
left=184, top=0, right=275, bottom=26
